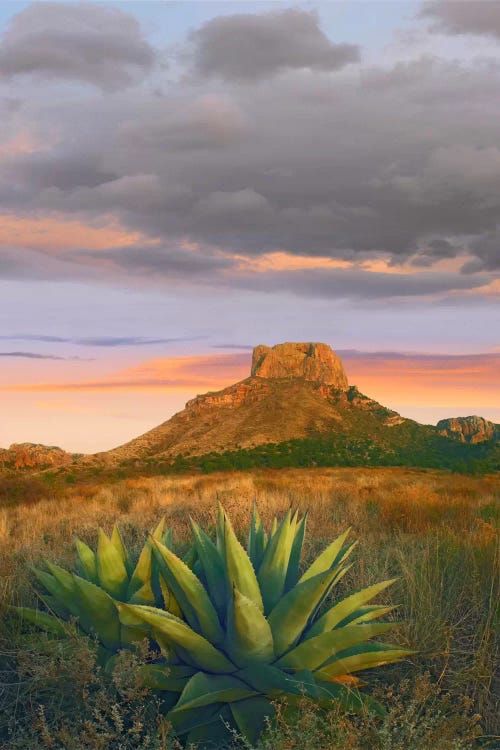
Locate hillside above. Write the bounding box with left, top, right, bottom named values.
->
left=86, top=342, right=498, bottom=475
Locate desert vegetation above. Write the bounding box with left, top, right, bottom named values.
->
left=0, top=467, right=498, bottom=748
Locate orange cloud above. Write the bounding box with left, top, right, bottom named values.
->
left=0, top=212, right=151, bottom=253
left=344, top=353, right=500, bottom=409
left=0, top=131, right=42, bottom=159
left=2, top=351, right=499, bottom=416
left=1, top=353, right=250, bottom=393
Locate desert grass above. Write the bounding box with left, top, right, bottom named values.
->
left=0, top=467, right=498, bottom=747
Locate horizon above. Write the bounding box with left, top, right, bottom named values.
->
left=1, top=1, right=499, bottom=452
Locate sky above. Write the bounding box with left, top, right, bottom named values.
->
left=0, top=0, right=499, bottom=453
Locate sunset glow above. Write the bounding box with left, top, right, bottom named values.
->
left=0, top=0, right=498, bottom=453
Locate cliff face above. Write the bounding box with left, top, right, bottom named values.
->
left=251, top=342, right=348, bottom=389
left=0, top=443, right=75, bottom=470
left=437, top=416, right=499, bottom=444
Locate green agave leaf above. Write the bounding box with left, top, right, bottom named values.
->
left=223, top=507, right=264, bottom=613
left=276, top=622, right=395, bottom=671
left=110, top=525, right=132, bottom=575
left=182, top=544, right=197, bottom=570
left=190, top=519, right=227, bottom=618
left=45, top=561, right=78, bottom=599
left=162, top=527, right=173, bottom=548
left=307, top=680, right=386, bottom=717
left=37, top=593, right=71, bottom=620
left=32, top=568, right=80, bottom=618
left=231, top=696, right=276, bottom=745
left=172, top=672, right=257, bottom=713
left=306, top=579, right=397, bottom=639
left=225, top=586, right=275, bottom=667
left=299, top=528, right=351, bottom=583
left=315, top=642, right=414, bottom=680
left=74, top=537, right=97, bottom=582
left=268, top=567, right=341, bottom=656
left=128, top=580, right=156, bottom=605
left=308, top=563, right=353, bottom=626
left=152, top=516, right=166, bottom=541
left=72, top=574, right=121, bottom=650
left=185, top=705, right=235, bottom=748
left=337, top=605, right=397, bottom=628
left=269, top=516, right=278, bottom=541
left=150, top=536, right=224, bottom=645
left=236, top=663, right=317, bottom=697
left=284, top=512, right=307, bottom=593
left=216, top=500, right=226, bottom=556
left=167, top=703, right=224, bottom=741
left=96, top=528, right=129, bottom=600
left=151, top=541, right=198, bottom=626
left=135, top=664, right=195, bottom=692
left=120, top=624, right=149, bottom=648
left=11, top=606, right=72, bottom=637
left=258, top=509, right=296, bottom=613
left=127, top=542, right=153, bottom=599
left=118, top=604, right=235, bottom=673
left=247, top=502, right=266, bottom=571
left=169, top=702, right=225, bottom=736
left=158, top=576, right=182, bottom=618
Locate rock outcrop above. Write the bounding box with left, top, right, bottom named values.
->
left=251, top=342, right=348, bottom=389
left=0, top=443, right=75, bottom=470
left=92, top=342, right=404, bottom=466
left=437, top=416, right=499, bottom=444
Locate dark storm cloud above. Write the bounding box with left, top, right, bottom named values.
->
left=231, top=267, right=490, bottom=300
left=0, top=8, right=499, bottom=300
left=422, top=1, right=500, bottom=39
left=188, top=8, right=359, bottom=81
left=461, top=231, right=500, bottom=273
left=0, top=2, right=156, bottom=90
left=76, top=245, right=233, bottom=277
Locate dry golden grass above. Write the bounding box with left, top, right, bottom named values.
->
left=0, top=467, right=498, bottom=745
left=0, top=467, right=496, bottom=560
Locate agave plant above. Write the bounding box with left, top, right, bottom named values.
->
left=15, top=505, right=412, bottom=747
left=117, top=505, right=412, bottom=746
left=14, top=518, right=179, bottom=656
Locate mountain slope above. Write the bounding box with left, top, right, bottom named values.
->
left=88, top=342, right=498, bottom=474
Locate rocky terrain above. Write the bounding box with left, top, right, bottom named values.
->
left=437, top=416, right=499, bottom=444
left=0, top=443, right=76, bottom=471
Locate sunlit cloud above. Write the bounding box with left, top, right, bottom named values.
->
left=2, top=351, right=498, bottom=416
left=0, top=212, right=151, bottom=253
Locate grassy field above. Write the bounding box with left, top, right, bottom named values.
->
left=0, top=467, right=498, bottom=748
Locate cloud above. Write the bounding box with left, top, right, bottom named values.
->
left=461, top=231, right=500, bottom=273
left=0, top=11, right=499, bottom=301
left=0, top=2, right=156, bottom=90
left=0, top=335, right=205, bottom=347
left=0, top=351, right=66, bottom=359
left=3, top=351, right=499, bottom=426
left=422, top=1, right=500, bottom=40
left=1, top=353, right=250, bottom=392
left=188, top=8, right=359, bottom=81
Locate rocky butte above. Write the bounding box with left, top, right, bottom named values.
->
left=0, top=443, right=74, bottom=470
left=95, top=342, right=406, bottom=465
left=437, top=416, right=499, bottom=444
